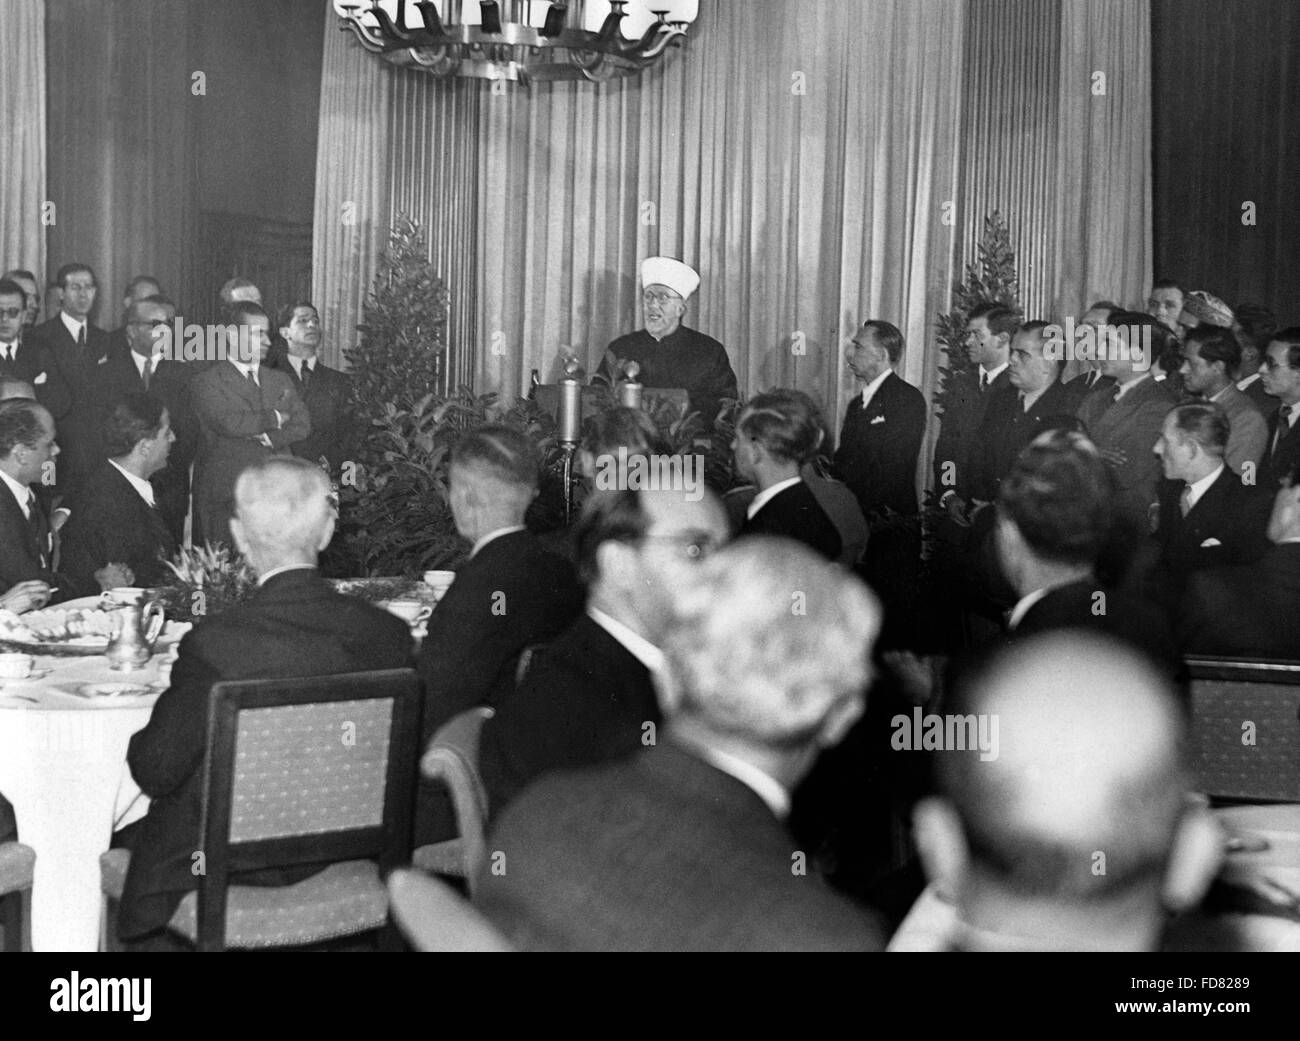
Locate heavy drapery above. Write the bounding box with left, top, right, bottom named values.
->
left=0, top=0, right=47, bottom=294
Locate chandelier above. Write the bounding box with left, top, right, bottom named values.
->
left=333, top=1, right=699, bottom=84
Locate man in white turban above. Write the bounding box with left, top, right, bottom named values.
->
left=597, top=257, right=738, bottom=428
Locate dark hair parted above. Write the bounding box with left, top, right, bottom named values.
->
left=738, top=389, right=824, bottom=465
left=573, top=487, right=652, bottom=586
left=450, top=424, right=540, bottom=490
left=997, top=430, right=1116, bottom=567
left=0, top=399, right=49, bottom=458
left=1167, top=401, right=1229, bottom=455
left=102, top=393, right=166, bottom=457
left=1184, top=323, right=1241, bottom=375
left=860, top=320, right=905, bottom=364
left=581, top=406, right=669, bottom=460
left=969, top=303, right=1022, bottom=340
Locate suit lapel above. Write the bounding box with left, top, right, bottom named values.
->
left=0, top=483, right=42, bottom=565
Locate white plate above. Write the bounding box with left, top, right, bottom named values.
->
left=76, top=682, right=154, bottom=699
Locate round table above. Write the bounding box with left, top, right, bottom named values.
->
left=0, top=645, right=177, bottom=952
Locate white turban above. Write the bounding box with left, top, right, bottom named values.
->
left=640, top=257, right=700, bottom=301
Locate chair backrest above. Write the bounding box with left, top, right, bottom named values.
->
left=197, top=669, right=421, bottom=950
left=1186, top=657, right=1300, bottom=802
left=421, top=706, right=493, bottom=892
left=387, top=868, right=512, bottom=952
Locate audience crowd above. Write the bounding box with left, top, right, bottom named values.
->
left=1, top=260, right=1297, bottom=952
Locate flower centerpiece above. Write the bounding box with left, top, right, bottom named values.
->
left=157, top=543, right=258, bottom=623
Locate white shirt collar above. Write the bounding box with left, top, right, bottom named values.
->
left=131, top=350, right=161, bottom=376
left=230, top=358, right=259, bottom=380
left=1209, top=384, right=1233, bottom=403
left=288, top=355, right=316, bottom=376
left=60, top=312, right=87, bottom=341
left=980, top=361, right=1009, bottom=384
left=108, top=458, right=156, bottom=507
left=858, top=367, right=892, bottom=409
left=1021, top=382, right=1051, bottom=410
left=1184, top=464, right=1225, bottom=511
left=1113, top=372, right=1151, bottom=401
left=692, top=744, right=791, bottom=819
left=1237, top=371, right=1262, bottom=391
left=1282, top=404, right=1300, bottom=429
left=257, top=563, right=317, bottom=586
left=0, top=468, right=32, bottom=518
left=587, top=606, right=664, bottom=675
left=746, top=475, right=803, bottom=520
left=1007, top=587, right=1051, bottom=631
left=470, top=524, right=527, bottom=559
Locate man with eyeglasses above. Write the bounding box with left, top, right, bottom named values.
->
left=478, top=483, right=730, bottom=817
left=2, top=269, right=43, bottom=328
left=105, top=274, right=162, bottom=360
left=98, top=295, right=198, bottom=542
left=28, top=262, right=111, bottom=501
left=595, top=257, right=738, bottom=429
left=0, top=277, right=47, bottom=389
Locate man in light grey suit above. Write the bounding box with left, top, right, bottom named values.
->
left=191, top=302, right=309, bottom=548
left=1179, top=324, right=1267, bottom=475
left=1075, top=311, right=1177, bottom=535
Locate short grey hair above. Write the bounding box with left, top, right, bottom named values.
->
left=662, top=537, right=880, bottom=747
left=234, top=457, right=333, bottom=559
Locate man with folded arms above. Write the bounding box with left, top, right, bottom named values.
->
left=58, top=393, right=179, bottom=598
left=906, top=632, right=1221, bottom=951
left=476, top=538, right=885, bottom=951
left=114, top=457, right=412, bottom=947
left=191, top=301, right=309, bottom=548
left=477, top=483, right=729, bottom=816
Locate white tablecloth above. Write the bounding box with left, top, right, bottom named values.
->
left=0, top=652, right=168, bottom=952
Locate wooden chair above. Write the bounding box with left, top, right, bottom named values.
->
left=1186, top=657, right=1300, bottom=803
left=0, top=842, right=35, bottom=952
left=100, top=669, right=421, bottom=951
left=387, top=868, right=511, bottom=952
left=411, top=707, right=493, bottom=895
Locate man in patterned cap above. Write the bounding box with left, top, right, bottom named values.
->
left=1176, top=290, right=1235, bottom=338
left=597, top=257, right=738, bottom=428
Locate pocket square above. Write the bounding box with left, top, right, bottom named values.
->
left=1199, top=537, right=1222, bottom=548
left=34, top=371, right=47, bottom=384
left=870, top=415, right=886, bottom=425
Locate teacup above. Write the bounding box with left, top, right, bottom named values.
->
left=422, top=570, right=456, bottom=600
left=383, top=600, right=433, bottom=627
left=0, top=653, right=34, bottom=679
left=101, top=587, right=148, bottom=607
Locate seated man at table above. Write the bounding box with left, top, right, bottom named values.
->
left=475, top=537, right=886, bottom=951
left=0, top=399, right=63, bottom=600
left=58, top=393, right=179, bottom=598
left=114, top=457, right=413, bottom=946
left=477, top=482, right=729, bottom=816
left=418, top=425, right=582, bottom=740
left=908, top=631, right=1221, bottom=951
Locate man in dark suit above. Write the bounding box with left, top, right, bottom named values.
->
left=27, top=263, right=112, bottom=501
left=58, top=393, right=179, bottom=598
left=595, top=257, right=738, bottom=429
left=478, top=483, right=730, bottom=817
left=1144, top=403, right=1272, bottom=612
left=933, top=303, right=1017, bottom=494
left=97, top=295, right=196, bottom=543
left=1, top=269, right=43, bottom=330
left=103, top=275, right=161, bottom=361
left=1261, top=328, right=1300, bottom=487
left=418, top=426, right=582, bottom=739
left=995, top=429, right=1179, bottom=676
left=191, top=301, right=309, bottom=548
left=734, top=390, right=840, bottom=561
left=1180, top=459, right=1300, bottom=658
left=1075, top=312, right=1178, bottom=539
left=834, top=319, right=928, bottom=644
left=0, top=399, right=62, bottom=597
left=115, top=457, right=412, bottom=943
left=268, top=302, right=351, bottom=474
left=476, top=538, right=885, bottom=951
left=1064, top=301, right=1119, bottom=395
left=0, top=278, right=48, bottom=389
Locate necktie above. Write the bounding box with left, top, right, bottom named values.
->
left=1018, top=391, right=1027, bottom=413
left=979, top=371, right=988, bottom=394
left=1, top=344, right=11, bottom=363
left=25, top=491, right=46, bottom=564
left=1112, top=383, right=1122, bottom=404
left=1273, top=405, right=1293, bottom=458
left=77, top=325, right=86, bottom=348
left=299, top=362, right=311, bottom=390
left=1179, top=486, right=1193, bottom=519
left=141, top=356, right=153, bottom=391
left=246, top=368, right=258, bottom=388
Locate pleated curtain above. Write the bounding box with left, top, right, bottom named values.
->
left=0, top=0, right=47, bottom=291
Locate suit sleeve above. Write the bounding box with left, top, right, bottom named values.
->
left=701, top=343, right=739, bottom=409
left=890, top=387, right=928, bottom=506
left=265, top=379, right=311, bottom=451
left=33, top=340, right=73, bottom=420
left=1228, top=408, right=1269, bottom=474
left=127, top=634, right=222, bottom=796
left=192, top=374, right=283, bottom=439
left=1107, top=397, right=1169, bottom=518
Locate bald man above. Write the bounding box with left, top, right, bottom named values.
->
left=115, top=456, right=413, bottom=946
left=908, top=632, right=1221, bottom=951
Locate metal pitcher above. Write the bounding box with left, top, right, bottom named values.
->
left=105, top=598, right=166, bottom=671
